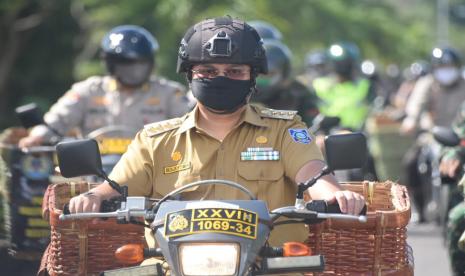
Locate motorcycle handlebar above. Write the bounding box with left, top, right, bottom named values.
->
left=306, top=200, right=367, bottom=216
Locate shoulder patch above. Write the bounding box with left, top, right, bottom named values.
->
left=259, top=107, right=298, bottom=120
left=144, top=118, right=183, bottom=137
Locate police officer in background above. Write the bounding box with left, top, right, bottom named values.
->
left=19, top=25, right=188, bottom=147
left=68, top=17, right=365, bottom=250
left=251, top=39, right=320, bottom=126
left=401, top=47, right=465, bottom=223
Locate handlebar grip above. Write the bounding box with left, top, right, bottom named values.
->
left=61, top=199, right=117, bottom=216
left=326, top=202, right=367, bottom=216
left=307, top=200, right=367, bottom=216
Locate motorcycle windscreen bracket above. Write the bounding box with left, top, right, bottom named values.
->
left=164, top=208, right=258, bottom=239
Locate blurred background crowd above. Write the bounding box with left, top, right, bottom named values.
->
left=2, top=0, right=465, bottom=275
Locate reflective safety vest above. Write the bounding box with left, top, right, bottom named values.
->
left=312, top=77, right=371, bottom=130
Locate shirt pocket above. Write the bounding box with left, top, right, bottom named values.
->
left=237, top=161, right=285, bottom=201
left=237, top=161, right=284, bottom=180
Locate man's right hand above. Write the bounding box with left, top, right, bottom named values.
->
left=439, top=158, right=461, bottom=179
left=69, top=192, right=103, bottom=213
left=18, top=135, right=43, bottom=148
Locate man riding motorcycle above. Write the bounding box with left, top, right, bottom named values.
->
left=67, top=16, right=365, bottom=260
left=401, top=47, right=465, bottom=223
left=18, top=25, right=189, bottom=147
left=251, top=39, right=320, bottom=126
left=311, top=42, right=375, bottom=131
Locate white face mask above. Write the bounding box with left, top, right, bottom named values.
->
left=433, top=67, right=461, bottom=86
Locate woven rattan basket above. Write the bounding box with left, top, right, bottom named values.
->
left=306, top=181, right=413, bottom=276
left=39, top=182, right=145, bottom=276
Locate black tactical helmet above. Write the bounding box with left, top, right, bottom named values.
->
left=248, top=20, right=283, bottom=41
left=177, top=17, right=268, bottom=76
left=431, top=47, right=462, bottom=67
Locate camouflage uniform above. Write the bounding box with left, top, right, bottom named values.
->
left=29, top=75, right=189, bottom=140
left=443, top=102, right=465, bottom=275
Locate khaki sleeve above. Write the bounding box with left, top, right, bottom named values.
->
left=403, top=75, right=433, bottom=125
left=30, top=84, right=88, bottom=140
left=109, top=131, right=153, bottom=196
left=282, top=120, right=324, bottom=181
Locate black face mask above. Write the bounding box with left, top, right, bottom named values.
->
left=191, top=76, right=252, bottom=113
left=113, top=61, right=153, bottom=88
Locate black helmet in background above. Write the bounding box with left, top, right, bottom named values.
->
left=403, top=60, right=430, bottom=81
left=305, top=50, right=328, bottom=70
left=327, top=42, right=361, bottom=79
left=254, top=40, right=292, bottom=101
left=101, top=25, right=159, bottom=88
left=247, top=20, right=283, bottom=41
left=431, top=47, right=462, bottom=68
left=430, top=47, right=462, bottom=86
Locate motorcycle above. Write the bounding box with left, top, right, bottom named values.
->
left=54, top=132, right=368, bottom=275
left=0, top=103, right=134, bottom=272
left=15, top=103, right=136, bottom=177
left=417, top=126, right=463, bottom=227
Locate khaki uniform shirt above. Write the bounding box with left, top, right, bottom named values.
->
left=30, top=75, right=189, bottom=139
left=110, top=104, right=324, bottom=247
left=403, top=74, right=465, bottom=129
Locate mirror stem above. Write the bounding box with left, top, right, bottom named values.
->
left=45, top=123, right=64, bottom=138
left=100, top=171, right=127, bottom=198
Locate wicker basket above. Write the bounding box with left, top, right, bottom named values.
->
left=39, top=182, right=145, bottom=276
left=307, top=181, right=413, bottom=276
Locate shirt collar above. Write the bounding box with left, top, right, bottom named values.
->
left=175, top=107, right=197, bottom=135
left=242, top=104, right=269, bottom=128
left=175, top=104, right=268, bottom=136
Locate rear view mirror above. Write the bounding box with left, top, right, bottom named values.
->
left=324, top=133, right=367, bottom=171
left=15, top=103, right=45, bottom=129
left=432, top=126, right=460, bottom=147
left=56, top=139, right=104, bottom=178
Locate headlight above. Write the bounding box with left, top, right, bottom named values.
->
left=179, top=243, right=240, bottom=276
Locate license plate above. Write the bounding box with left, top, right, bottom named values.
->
left=165, top=208, right=258, bottom=239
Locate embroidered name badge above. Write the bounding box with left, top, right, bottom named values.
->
left=288, top=129, right=312, bottom=144
left=164, top=162, right=191, bottom=174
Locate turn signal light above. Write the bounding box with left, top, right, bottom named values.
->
left=115, top=244, right=145, bottom=264
left=283, top=242, right=311, bottom=257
